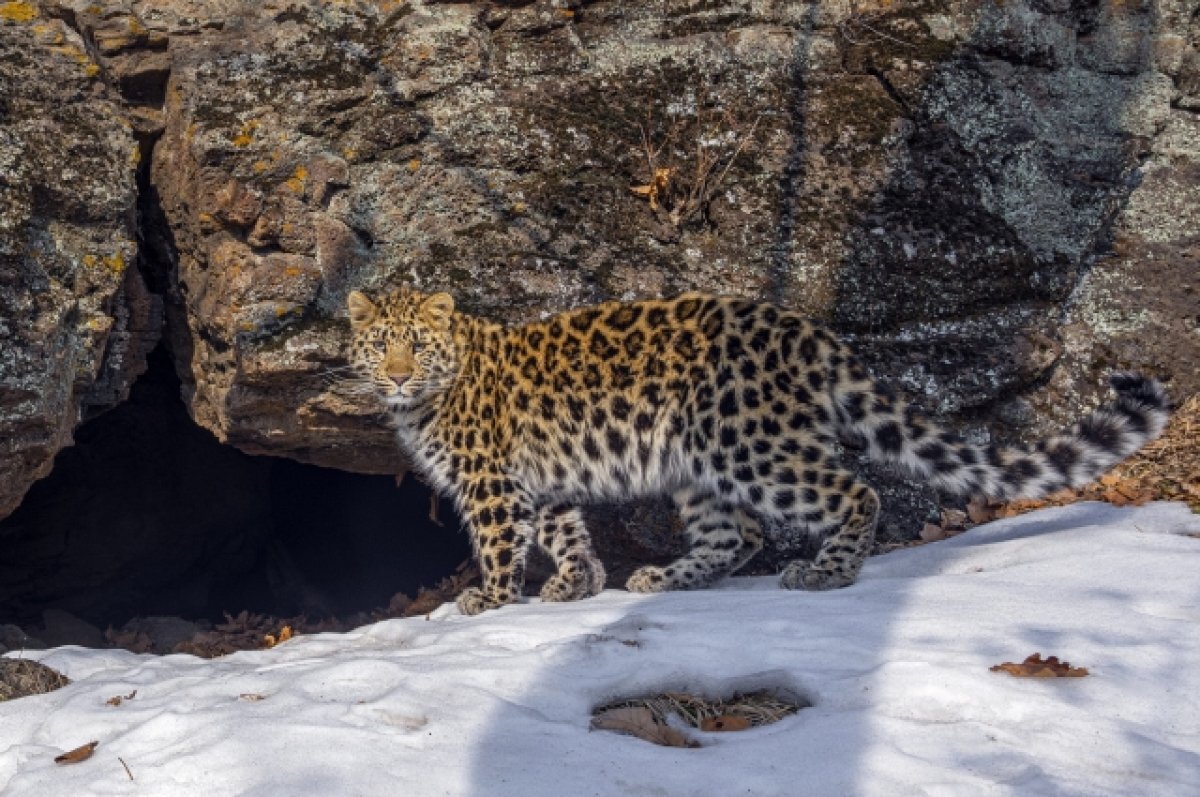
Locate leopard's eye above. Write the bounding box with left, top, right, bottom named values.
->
left=411, top=339, right=425, bottom=353
left=372, top=340, right=387, bottom=353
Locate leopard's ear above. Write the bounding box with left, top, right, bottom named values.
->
left=421, top=292, right=455, bottom=330
left=347, top=291, right=378, bottom=330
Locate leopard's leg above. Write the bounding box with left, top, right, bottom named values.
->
left=455, top=477, right=536, bottom=615
left=626, top=488, right=755, bottom=593
left=727, top=508, right=764, bottom=574
left=534, top=504, right=606, bottom=602
left=775, top=470, right=879, bottom=591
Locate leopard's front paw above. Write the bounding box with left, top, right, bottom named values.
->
left=779, top=561, right=857, bottom=591
left=456, top=587, right=502, bottom=615
left=625, top=565, right=671, bottom=594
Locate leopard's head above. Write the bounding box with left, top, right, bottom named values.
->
left=347, top=287, right=460, bottom=406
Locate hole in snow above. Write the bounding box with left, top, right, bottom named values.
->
left=591, top=682, right=809, bottom=747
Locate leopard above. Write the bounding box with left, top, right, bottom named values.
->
left=344, top=287, right=1169, bottom=615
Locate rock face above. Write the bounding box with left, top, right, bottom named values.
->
left=1, top=0, right=1197, bottom=548
left=0, top=5, right=150, bottom=520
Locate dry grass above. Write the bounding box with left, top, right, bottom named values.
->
left=0, top=658, right=71, bottom=702
left=592, top=689, right=807, bottom=730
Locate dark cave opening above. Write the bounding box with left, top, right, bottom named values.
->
left=0, top=345, right=468, bottom=640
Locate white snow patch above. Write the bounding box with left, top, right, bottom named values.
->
left=3, top=503, right=1199, bottom=796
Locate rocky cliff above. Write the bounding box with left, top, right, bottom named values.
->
left=1, top=0, right=1197, bottom=539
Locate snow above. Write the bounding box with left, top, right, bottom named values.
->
left=3, top=501, right=1199, bottom=797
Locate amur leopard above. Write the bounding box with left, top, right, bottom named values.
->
left=345, top=288, right=1168, bottom=615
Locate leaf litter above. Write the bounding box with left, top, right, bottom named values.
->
left=0, top=658, right=70, bottom=702
left=991, top=653, right=1089, bottom=678
left=591, top=690, right=806, bottom=747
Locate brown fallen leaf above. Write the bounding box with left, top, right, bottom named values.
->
left=699, top=714, right=751, bottom=732
left=629, top=167, right=675, bottom=211
left=990, top=653, right=1089, bottom=678
left=263, top=625, right=293, bottom=648
left=591, top=706, right=699, bottom=748
left=238, top=693, right=267, bottom=702
left=106, top=689, right=137, bottom=707
left=54, top=741, right=99, bottom=765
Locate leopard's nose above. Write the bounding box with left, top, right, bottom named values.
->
left=389, top=374, right=410, bottom=388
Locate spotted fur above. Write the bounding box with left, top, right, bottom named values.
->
left=346, top=288, right=1169, bottom=614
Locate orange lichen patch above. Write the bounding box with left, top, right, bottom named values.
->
left=252, top=160, right=270, bottom=173
left=283, top=266, right=303, bottom=277
left=31, top=22, right=63, bottom=43
left=556, top=8, right=575, bottom=19
left=48, top=43, right=99, bottom=77
left=127, top=145, right=142, bottom=167
left=0, top=2, right=37, bottom=22
left=103, top=251, right=126, bottom=273
left=407, top=158, right=421, bottom=172
left=232, top=119, right=261, bottom=148
left=285, top=165, right=308, bottom=194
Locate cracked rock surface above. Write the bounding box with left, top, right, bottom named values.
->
left=1, top=0, right=1197, bottom=552
left=0, top=6, right=148, bottom=520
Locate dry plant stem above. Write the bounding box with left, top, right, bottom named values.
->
left=637, top=109, right=762, bottom=228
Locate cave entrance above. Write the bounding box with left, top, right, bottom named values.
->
left=0, top=346, right=467, bottom=645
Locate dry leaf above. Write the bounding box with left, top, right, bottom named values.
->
left=990, top=653, right=1089, bottom=678
left=699, top=714, right=751, bottom=732
left=591, top=706, right=699, bottom=748
left=238, top=693, right=266, bottom=702
left=629, top=167, right=675, bottom=211
left=106, top=689, right=137, bottom=707
left=54, top=741, right=98, bottom=765
left=263, top=625, right=293, bottom=648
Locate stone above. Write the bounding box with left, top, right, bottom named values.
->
left=0, top=623, right=45, bottom=654
left=38, top=608, right=105, bottom=649
left=120, top=616, right=202, bottom=655
left=0, top=6, right=148, bottom=520
left=0, top=0, right=1196, bottom=566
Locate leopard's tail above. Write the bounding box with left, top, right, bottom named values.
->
left=831, top=370, right=1169, bottom=501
